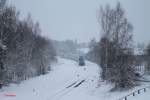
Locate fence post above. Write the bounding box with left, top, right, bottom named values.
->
left=144, top=88, right=146, bottom=92
left=133, top=92, right=135, bottom=96
left=125, top=97, right=127, bottom=100
left=138, top=90, right=140, bottom=94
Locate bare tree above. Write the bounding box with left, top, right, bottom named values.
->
left=98, top=2, right=136, bottom=90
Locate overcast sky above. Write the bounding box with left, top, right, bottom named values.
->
left=9, top=0, right=150, bottom=44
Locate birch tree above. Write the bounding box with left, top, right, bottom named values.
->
left=98, top=2, right=136, bottom=90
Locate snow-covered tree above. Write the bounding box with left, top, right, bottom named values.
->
left=0, top=0, right=7, bottom=83
left=0, top=0, right=57, bottom=83
left=98, top=2, right=136, bottom=90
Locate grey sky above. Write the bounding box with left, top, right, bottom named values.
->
left=9, top=0, right=150, bottom=44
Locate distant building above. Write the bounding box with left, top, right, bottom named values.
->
left=134, top=48, right=147, bottom=74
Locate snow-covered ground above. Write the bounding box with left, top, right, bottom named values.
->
left=0, top=57, right=150, bottom=100
left=0, top=57, right=99, bottom=100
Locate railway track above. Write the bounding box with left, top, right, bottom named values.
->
left=46, top=78, right=86, bottom=100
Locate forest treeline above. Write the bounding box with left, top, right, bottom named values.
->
left=0, top=0, right=56, bottom=84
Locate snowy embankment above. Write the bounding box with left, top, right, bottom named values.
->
left=0, top=57, right=150, bottom=100
left=0, top=57, right=99, bottom=100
